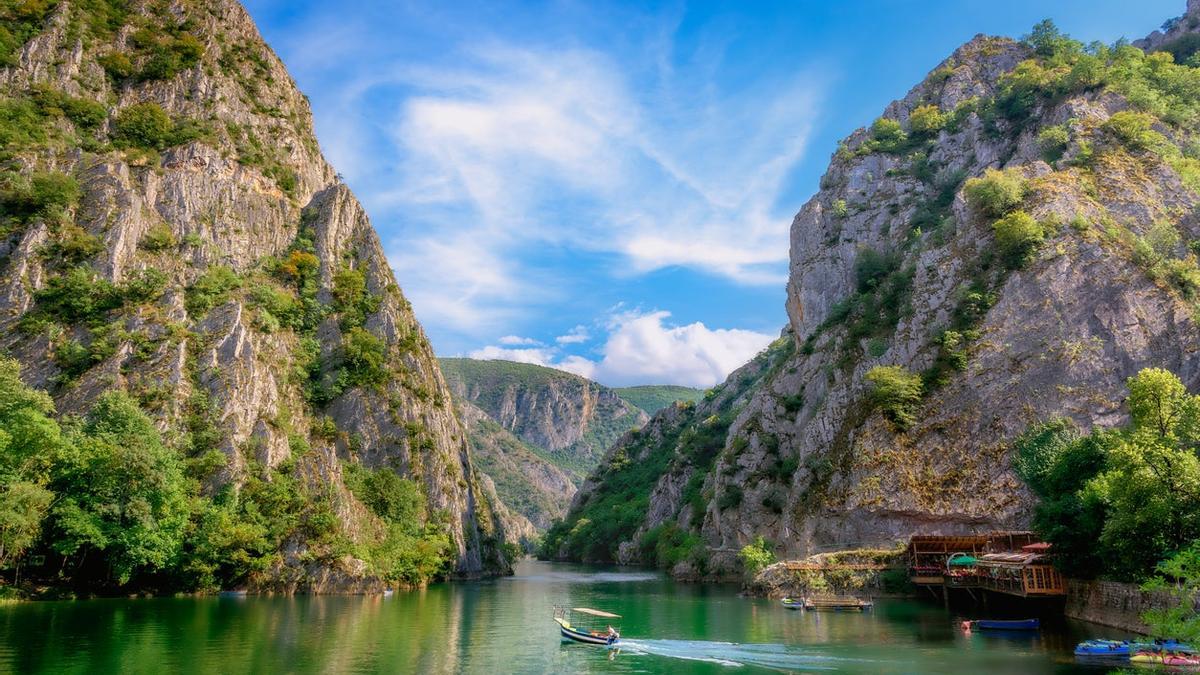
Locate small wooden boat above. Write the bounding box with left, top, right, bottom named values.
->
left=803, top=595, right=873, bottom=611
left=968, top=618, right=1040, bottom=631
left=1074, top=639, right=1130, bottom=658
left=780, top=597, right=804, bottom=610
left=553, top=606, right=621, bottom=646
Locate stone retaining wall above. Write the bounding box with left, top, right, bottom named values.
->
left=1065, top=579, right=1192, bottom=633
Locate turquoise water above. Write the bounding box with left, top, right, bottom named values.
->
left=0, top=560, right=1132, bottom=673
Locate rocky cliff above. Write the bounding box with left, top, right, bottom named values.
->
left=440, top=358, right=647, bottom=481
left=0, top=0, right=509, bottom=588
left=440, top=358, right=648, bottom=535
left=546, top=5, right=1200, bottom=576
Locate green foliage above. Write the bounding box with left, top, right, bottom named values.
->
left=638, top=523, right=704, bottom=570
left=341, top=326, right=388, bottom=388
left=963, top=168, right=1027, bottom=217
left=97, top=51, right=134, bottom=80
left=112, top=102, right=174, bottom=150
left=186, top=266, right=241, bottom=316
left=0, top=0, right=55, bottom=67
left=992, top=210, right=1046, bottom=268
left=1036, top=124, right=1070, bottom=163
left=1142, top=541, right=1200, bottom=643
left=332, top=266, right=381, bottom=329
left=738, top=536, right=776, bottom=577
left=0, top=356, right=61, bottom=567
left=344, top=464, right=424, bottom=523
left=1023, top=19, right=1081, bottom=59
left=33, top=267, right=123, bottom=324
left=865, top=365, right=923, bottom=431
left=45, top=223, right=102, bottom=264
left=344, top=463, right=453, bottom=585
left=613, top=385, right=704, bottom=414
left=1102, top=110, right=1163, bottom=151
left=908, top=104, right=946, bottom=136
left=139, top=223, right=176, bottom=252
left=0, top=480, right=53, bottom=567
left=29, top=86, right=106, bottom=129
left=868, top=117, right=907, bottom=153
left=1016, top=368, right=1200, bottom=582
left=2, top=170, right=79, bottom=223
left=130, top=27, right=204, bottom=82
left=717, top=483, right=743, bottom=510
left=112, top=103, right=209, bottom=152
left=49, top=391, right=190, bottom=585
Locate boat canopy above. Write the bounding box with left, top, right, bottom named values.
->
left=572, top=607, right=621, bottom=618
left=948, top=555, right=977, bottom=566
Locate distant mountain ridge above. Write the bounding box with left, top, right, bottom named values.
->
left=440, top=357, right=668, bottom=535
left=615, top=385, right=705, bottom=414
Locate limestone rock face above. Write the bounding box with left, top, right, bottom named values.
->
left=440, top=358, right=648, bottom=536
left=440, top=358, right=648, bottom=478
left=0, top=0, right=509, bottom=586
left=553, top=6, right=1200, bottom=576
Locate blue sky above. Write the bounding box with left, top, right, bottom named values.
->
left=243, top=0, right=1178, bottom=387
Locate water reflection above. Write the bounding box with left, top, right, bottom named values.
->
left=0, top=561, right=1135, bottom=674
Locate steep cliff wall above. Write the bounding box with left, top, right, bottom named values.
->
left=547, top=5, right=1200, bottom=576
left=440, top=358, right=647, bottom=481
left=0, top=0, right=509, bottom=587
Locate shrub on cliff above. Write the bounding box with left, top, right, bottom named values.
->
left=1037, top=125, right=1070, bottom=162
left=865, top=365, right=923, bottom=430
left=963, top=168, right=1026, bottom=217
left=738, top=536, right=776, bottom=577
left=908, top=104, right=946, bottom=136
left=992, top=210, right=1045, bottom=268
left=869, top=117, right=907, bottom=153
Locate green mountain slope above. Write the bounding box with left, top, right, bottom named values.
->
left=615, top=385, right=705, bottom=414
left=439, top=358, right=650, bottom=530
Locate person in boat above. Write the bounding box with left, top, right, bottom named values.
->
left=606, top=625, right=619, bottom=644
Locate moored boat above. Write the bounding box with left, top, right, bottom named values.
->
left=780, top=597, right=803, bottom=610
left=553, top=606, right=621, bottom=646
left=1074, top=639, right=1131, bottom=658
left=803, top=595, right=873, bottom=611
left=970, top=619, right=1040, bottom=631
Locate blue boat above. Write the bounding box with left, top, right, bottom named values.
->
left=1074, top=639, right=1131, bottom=658
left=972, top=619, right=1040, bottom=631
left=780, top=597, right=803, bottom=610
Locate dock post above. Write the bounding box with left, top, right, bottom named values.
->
left=942, top=585, right=948, bottom=609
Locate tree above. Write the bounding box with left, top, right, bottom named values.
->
left=865, top=365, right=924, bottom=430
left=1142, top=542, right=1200, bottom=643
left=0, top=481, right=53, bottom=567
left=964, top=168, right=1027, bottom=217
left=738, top=536, right=776, bottom=577
left=992, top=210, right=1045, bottom=268
left=49, top=392, right=190, bottom=585
left=1015, top=368, right=1200, bottom=581
left=112, top=102, right=174, bottom=150
left=0, top=357, right=64, bottom=569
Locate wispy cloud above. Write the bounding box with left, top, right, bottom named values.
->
left=555, top=325, right=590, bottom=344
left=498, top=335, right=541, bottom=346
left=264, top=2, right=823, bottom=348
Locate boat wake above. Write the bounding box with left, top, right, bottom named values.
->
left=616, top=639, right=886, bottom=670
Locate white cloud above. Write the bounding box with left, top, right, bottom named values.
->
left=498, top=335, right=541, bottom=346
left=575, top=310, right=776, bottom=387
left=555, top=325, right=590, bottom=344
left=467, top=345, right=557, bottom=365
left=268, top=8, right=823, bottom=344
left=468, top=310, right=776, bottom=388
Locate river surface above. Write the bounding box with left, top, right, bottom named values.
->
left=0, top=560, right=1137, bottom=674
